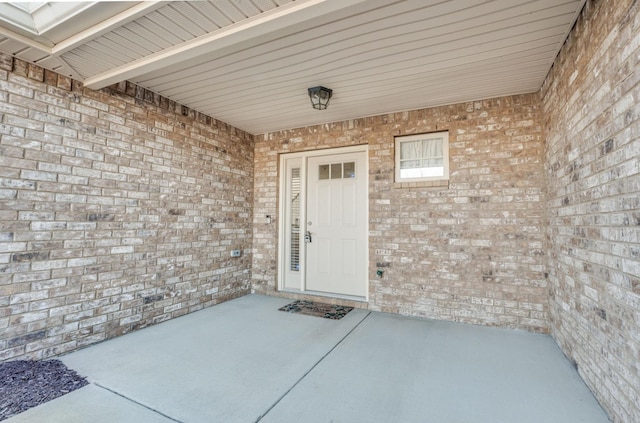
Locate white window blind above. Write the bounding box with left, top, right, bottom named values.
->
left=289, top=168, right=300, bottom=271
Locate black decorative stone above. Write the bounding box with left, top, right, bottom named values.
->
left=0, top=359, right=88, bottom=421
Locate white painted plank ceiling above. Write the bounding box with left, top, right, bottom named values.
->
left=0, top=0, right=585, bottom=134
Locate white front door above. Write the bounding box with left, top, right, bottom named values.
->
left=305, top=151, right=367, bottom=297
left=279, top=147, right=368, bottom=299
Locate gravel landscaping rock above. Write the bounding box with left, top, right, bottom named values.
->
left=0, top=360, right=88, bottom=421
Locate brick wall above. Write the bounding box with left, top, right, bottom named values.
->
left=253, top=93, right=548, bottom=331
left=0, top=55, right=254, bottom=361
left=542, top=0, right=640, bottom=421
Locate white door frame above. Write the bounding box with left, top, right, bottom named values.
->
left=277, top=145, right=369, bottom=301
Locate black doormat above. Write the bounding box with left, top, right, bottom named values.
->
left=279, top=300, right=353, bottom=320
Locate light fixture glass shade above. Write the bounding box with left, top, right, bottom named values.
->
left=308, top=86, right=333, bottom=110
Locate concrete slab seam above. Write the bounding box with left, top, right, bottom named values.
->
left=92, top=382, right=184, bottom=423
left=253, top=311, right=373, bottom=423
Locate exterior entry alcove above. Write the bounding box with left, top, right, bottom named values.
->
left=0, top=1, right=637, bottom=422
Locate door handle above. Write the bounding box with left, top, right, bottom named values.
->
left=304, top=231, right=312, bottom=243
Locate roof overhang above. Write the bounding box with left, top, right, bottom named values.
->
left=0, top=0, right=587, bottom=134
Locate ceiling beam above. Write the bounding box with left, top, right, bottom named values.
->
left=84, top=0, right=370, bottom=90
left=52, top=1, right=165, bottom=55
left=0, top=25, right=51, bottom=53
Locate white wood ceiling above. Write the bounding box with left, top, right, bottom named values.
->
left=0, top=0, right=586, bottom=135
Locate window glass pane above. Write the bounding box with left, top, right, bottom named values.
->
left=422, top=158, right=443, bottom=167
left=400, top=140, right=421, bottom=160
left=343, top=162, right=355, bottom=178
left=400, top=138, right=443, bottom=174
left=331, top=163, right=342, bottom=179
left=319, top=164, right=329, bottom=180
left=400, top=159, right=421, bottom=169
left=422, top=138, right=442, bottom=158
left=400, top=166, right=443, bottom=178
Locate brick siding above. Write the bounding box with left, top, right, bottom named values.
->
left=253, top=93, right=548, bottom=332
left=542, top=0, right=640, bottom=421
left=0, top=55, right=254, bottom=361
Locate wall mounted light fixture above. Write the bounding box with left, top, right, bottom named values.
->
left=307, top=86, right=332, bottom=110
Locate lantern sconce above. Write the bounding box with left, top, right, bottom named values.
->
left=307, top=86, right=333, bottom=110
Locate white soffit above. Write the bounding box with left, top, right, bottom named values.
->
left=0, top=0, right=586, bottom=134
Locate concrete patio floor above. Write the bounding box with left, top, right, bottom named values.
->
left=6, top=294, right=610, bottom=423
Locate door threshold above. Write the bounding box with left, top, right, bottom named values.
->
left=281, top=289, right=367, bottom=304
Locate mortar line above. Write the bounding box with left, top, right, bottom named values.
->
left=254, top=311, right=373, bottom=423
left=93, top=382, right=183, bottom=423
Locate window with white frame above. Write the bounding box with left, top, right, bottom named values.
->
left=395, top=131, right=449, bottom=182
